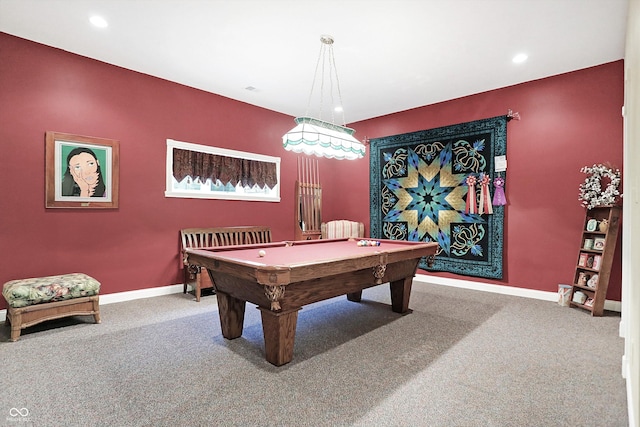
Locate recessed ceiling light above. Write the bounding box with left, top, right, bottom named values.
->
left=334, top=106, right=343, bottom=113
left=90, top=15, right=108, bottom=28
left=512, top=53, right=528, bottom=64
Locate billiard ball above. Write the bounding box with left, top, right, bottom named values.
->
left=258, top=250, right=266, bottom=257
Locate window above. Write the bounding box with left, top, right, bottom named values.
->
left=165, top=139, right=280, bottom=202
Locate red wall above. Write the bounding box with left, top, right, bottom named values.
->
left=0, top=33, right=303, bottom=303
left=0, top=32, right=623, bottom=309
left=331, top=61, right=624, bottom=299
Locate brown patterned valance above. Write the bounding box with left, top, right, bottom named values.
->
left=172, top=148, right=278, bottom=189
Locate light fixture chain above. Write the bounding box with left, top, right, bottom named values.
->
left=305, top=35, right=346, bottom=124
left=329, top=43, right=347, bottom=126
left=328, top=45, right=336, bottom=125
left=319, top=45, right=326, bottom=121
left=305, top=42, right=325, bottom=118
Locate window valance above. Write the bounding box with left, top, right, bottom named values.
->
left=172, top=148, right=278, bottom=189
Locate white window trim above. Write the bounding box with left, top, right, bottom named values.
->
left=165, top=139, right=281, bottom=202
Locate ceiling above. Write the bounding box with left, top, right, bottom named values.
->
left=0, top=0, right=629, bottom=123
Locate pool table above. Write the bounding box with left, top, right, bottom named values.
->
left=185, top=238, right=438, bottom=366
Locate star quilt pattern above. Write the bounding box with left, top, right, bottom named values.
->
left=369, top=116, right=506, bottom=279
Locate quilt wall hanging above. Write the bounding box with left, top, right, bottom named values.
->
left=369, top=115, right=507, bottom=279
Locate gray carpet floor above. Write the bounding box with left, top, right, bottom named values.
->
left=0, top=281, right=628, bottom=426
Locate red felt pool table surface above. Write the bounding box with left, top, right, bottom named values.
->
left=196, top=239, right=425, bottom=266
left=186, top=238, right=438, bottom=366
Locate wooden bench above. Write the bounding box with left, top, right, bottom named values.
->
left=2, top=273, right=101, bottom=341
left=180, top=226, right=272, bottom=301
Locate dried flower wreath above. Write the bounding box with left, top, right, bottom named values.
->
left=578, top=164, right=621, bottom=209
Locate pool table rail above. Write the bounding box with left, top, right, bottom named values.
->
left=185, top=239, right=437, bottom=286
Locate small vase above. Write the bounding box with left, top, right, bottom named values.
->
left=599, top=220, right=609, bottom=232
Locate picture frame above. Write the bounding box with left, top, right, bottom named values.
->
left=45, top=131, right=120, bottom=208
left=586, top=218, right=598, bottom=232
left=593, top=237, right=606, bottom=250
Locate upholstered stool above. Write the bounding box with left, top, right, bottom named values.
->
left=2, top=273, right=101, bottom=341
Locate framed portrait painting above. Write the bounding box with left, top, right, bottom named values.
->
left=45, top=131, right=120, bottom=208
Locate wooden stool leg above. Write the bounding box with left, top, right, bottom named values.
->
left=9, top=311, right=21, bottom=342
left=92, top=298, right=101, bottom=324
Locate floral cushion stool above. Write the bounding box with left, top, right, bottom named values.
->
left=2, top=273, right=101, bottom=341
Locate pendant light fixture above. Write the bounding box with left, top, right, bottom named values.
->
left=282, top=35, right=365, bottom=160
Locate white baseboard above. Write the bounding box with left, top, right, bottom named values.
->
left=413, top=274, right=622, bottom=312
left=0, top=278, right=621, bottom=323
left=623, top=354, right=637, bottom=427
left=98, top=284, right=184, bottom=305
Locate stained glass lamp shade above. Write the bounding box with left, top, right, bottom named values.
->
left=282, top=117, right=365, bottom=160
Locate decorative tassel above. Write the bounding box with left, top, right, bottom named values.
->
left=493, top=176, right=507, bottom=206
left=478, top=173, right=493, bottom=215
left=465, top=175, right=477, bottom=214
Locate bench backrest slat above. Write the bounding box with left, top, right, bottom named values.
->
left=180, top=226, right=272, bottom=265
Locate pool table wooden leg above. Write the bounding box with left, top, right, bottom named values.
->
left=390, top=276, right=413, bottom=314
left=258, top=307, right=300, bottom=366
left=346, top=290, right=362, bottom=302
left=215, top=291, right=246, bottom=339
